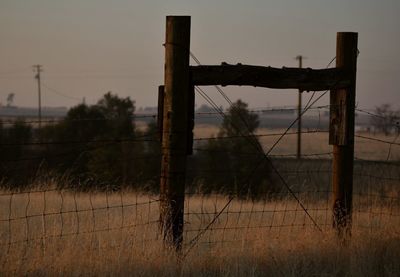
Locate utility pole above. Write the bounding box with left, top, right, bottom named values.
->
left=295, top=55, right=303, bottom=159
left=33, top=65, right=43, bottom=129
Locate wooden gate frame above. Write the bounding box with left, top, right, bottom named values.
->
left=159, top=16, right=358, bottom=249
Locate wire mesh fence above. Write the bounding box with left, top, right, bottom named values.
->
left=0, top=101, right=399, bottom=267
left=183, top=158, right=400, bottom=250
left=1, top=160, right=397, bottom=259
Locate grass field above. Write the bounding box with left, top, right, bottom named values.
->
left=0, top=189, right=399, bottom=276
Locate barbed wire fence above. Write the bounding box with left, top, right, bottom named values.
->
left=0, top=64, right=399, bottom=270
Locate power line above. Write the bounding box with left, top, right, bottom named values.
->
left=42, top=83, right=82, bottom=102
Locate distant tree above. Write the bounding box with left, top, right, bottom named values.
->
left=86, top=92, right=136, bottom=187
left=0, top=120, right=33, bottom=187
left=219, top=100, right=260, bottom=137
left=39, top=92, right=137, bottom=188
left=60, top=103, right=106, bottom=140
left=132, top=120, right=161, bottom=192
left=8, top=120, right=32, bottom=143
left=0, top=119, right=32, bottom=160
left=38, top=103, right=107, bottom=181
left=96, top=91, right=136, bottom=138
left=0, top=92, right=151, bottom=190
left=196, top=100, right=277, bottom=197
left=371, top=104, right=400, bottom=135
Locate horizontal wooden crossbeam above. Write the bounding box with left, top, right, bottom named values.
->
left=190, top=64, right=351, bottom=91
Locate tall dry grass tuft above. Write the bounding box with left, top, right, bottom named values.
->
left=2, top=225, right=399, bottom=276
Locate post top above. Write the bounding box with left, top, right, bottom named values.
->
left=337, top=32, right=358, bottom=37
left=166, top=15, right=191, bottom=19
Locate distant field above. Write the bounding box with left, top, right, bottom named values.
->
left=194, top=124, right=400, bottom=161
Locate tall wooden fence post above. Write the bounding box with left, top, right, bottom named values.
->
left=160, top=16, right=191, bottom=250
left=329, top=32, right=358, bottom=239
left=296, top=55, right=303, bottom=160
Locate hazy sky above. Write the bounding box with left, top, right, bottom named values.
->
left=1, top=0, right=399, bottom=111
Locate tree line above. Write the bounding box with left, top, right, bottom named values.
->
left=0, top=92, right=280, bottom=196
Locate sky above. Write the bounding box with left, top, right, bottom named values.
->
left=0, top=0, right=399, bottom=111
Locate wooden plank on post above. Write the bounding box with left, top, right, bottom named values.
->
left=187, top=85, right=194, bottom=155
left=160, top=16, right=191, bottom=250
left=329, top=90, right=349, bottom=145
left=190, top=64, right=350, bottom=91
left=157, top=85, right=164, bottom=142
left=329, top=32, right=358, bottom=239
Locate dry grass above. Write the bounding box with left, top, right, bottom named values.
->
left=0, top=126, right=398, bottom=275
left=0, top=190, right=399, bottom=276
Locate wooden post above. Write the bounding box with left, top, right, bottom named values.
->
left=296, top=55, right=303, bottom=159
left=329, top=32, right=358, bottom=239
left=160, top=16, right=191, bottom=250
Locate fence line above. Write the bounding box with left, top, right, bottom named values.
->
left=0, top=143, right=399, bottom=257
left=0, top=95, right=399, bottom=261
